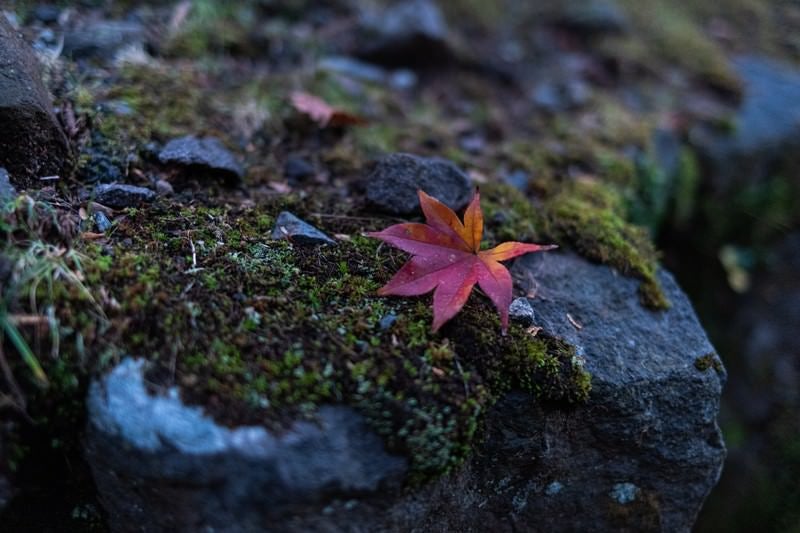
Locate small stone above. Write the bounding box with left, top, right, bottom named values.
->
left=93, top=183, right=156, bottom=208
left=270, top=212, right=335, bottom=245
left=0, top=168, right=17, bottom=202
left=459, top=132, right=485, bottom=154
left=503, top=169, right=531, bottom=191
left=78, top=146, right=125, bottom=184
left=509, top=297, right=535, bottom=326
left=284, top=156, right=315, bottom=181
left=379, top=313, right=398, bottom=330
left=92, top=211, right=113, bottom=232
left=610, top=483, right=639, bottom=505
left=355, top=0, right=452, bottom=68
left=365, top=153, right=472, bottom=215
left=158, top=136, right=244, bottom=182
left=154, top=179, right=174, bottom=196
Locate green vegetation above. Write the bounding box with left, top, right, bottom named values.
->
left=2, top=193, right=591, bottom=480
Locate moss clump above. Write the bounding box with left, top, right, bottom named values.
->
left=694, top=353, right=723, bottom=373
left=5, top=196, right=590, bottom=482
left=482, top=181, right=669, bottom=310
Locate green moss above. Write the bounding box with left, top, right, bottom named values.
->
left=482, top=181, right=669, bottom=309
left=2, top=194, right=591, bottom=482
left=612, top=0, right=741, bottom=93
left=694, top=353, right=723, bottom=373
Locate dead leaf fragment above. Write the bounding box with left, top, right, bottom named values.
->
left=290, top=91, right=367, bottom=128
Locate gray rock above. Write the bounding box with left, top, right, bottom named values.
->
left=63, top=19, right=146, bottom=60
left=366, top=153, right=472, bottom=215
left=93, top=183, right=156, bottom=208
left=508, top=297, right=535, bottom=326
left=270, top=211, right=335, bottom=245
left=85, top=358, right=407, bottom=532
left=379, top=313, right=398, bottom=330
left=695, top=56, right=800, bottom=191
left=355, top=0, right=452, bottom=67
left=158, top=136, right=244, bottom=182
left=0, top=17, right=70, bottom=189
left=92, top=211, right=112, bottom=232
left=0, top=168, right=17, bottom=202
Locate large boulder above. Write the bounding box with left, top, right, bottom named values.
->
left=85, top=252, right=725, bottom=532
left=694, top=55, right=800, bottom=192
left=0, top=17, right=70, bottom=189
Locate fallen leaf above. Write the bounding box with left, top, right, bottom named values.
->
left=290, top=91, right=367, bottom=128
left=369, top=189, right=556, bottom=333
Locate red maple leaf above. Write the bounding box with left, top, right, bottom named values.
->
left=290, top=91, right=367, bottom=127
left=368, top=189, right=556, bottom=333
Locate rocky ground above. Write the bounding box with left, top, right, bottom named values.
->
left=0, top=1, right=798, bottom=531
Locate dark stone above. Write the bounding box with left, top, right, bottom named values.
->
left=92, top=211, right=113, bottom=232
left=78, top=141, right=126, bottom=184
left=365, top=153, right=472, bottom=215
left=0, top=167, right=17, bottom=202
left=0, top=16, right=70, bottom=189
left=355, top=0, right=452, bottom=68
left=85, top=358, right=407, bottom=532
left=284, top=155, right=315, bottom=181
left=270, top=211, right=335, bottom=245
left=694, top=56, right=800, bottom=191
left=158, top=136, right=244, bottom=182
left=93, top=183, right=156, bottom=208
left=63, top=19, right=146, bottom=60
left=508, top=297, right=535, bottom=326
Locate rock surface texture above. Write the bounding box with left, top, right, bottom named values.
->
left=365, top=152, right=472, bottom=215
left=0, top=17, right=70, bottom=189
left=85, top=253, right=725, bottom=532
left=85, top=359, right=407, bottom=533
